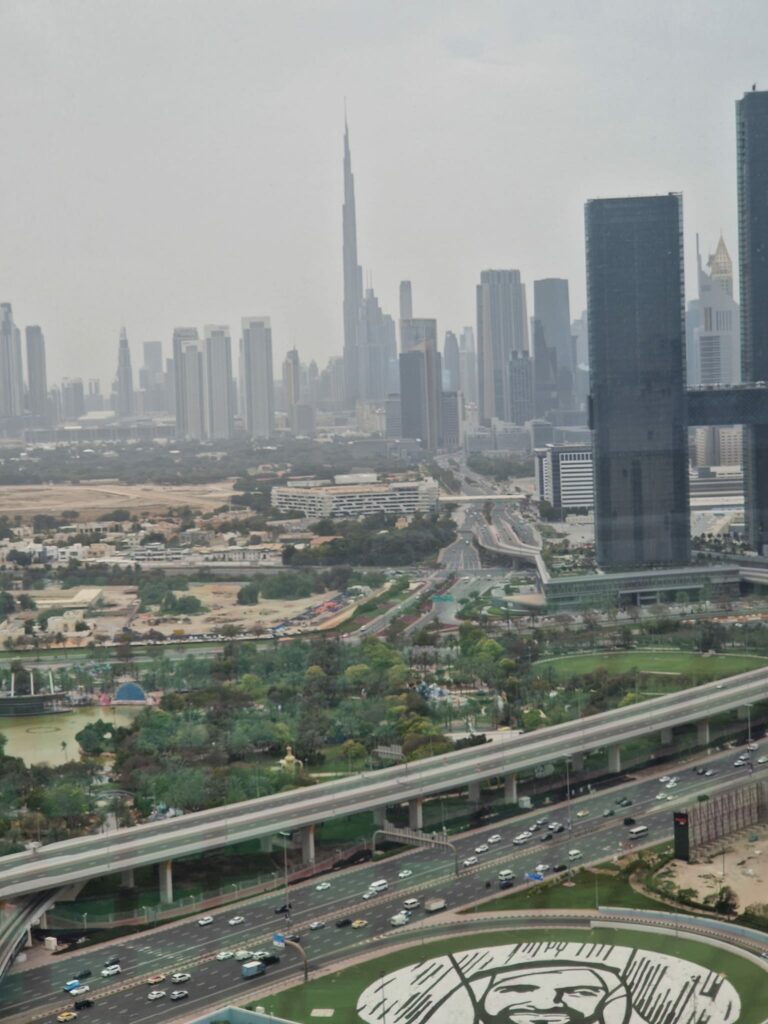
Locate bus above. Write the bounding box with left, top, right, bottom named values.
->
left=628, top=825, right=648, bottom=839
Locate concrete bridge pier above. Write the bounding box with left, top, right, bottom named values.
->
left=301, top=824, right=316, bottom=865
left=697, top=719, right=711, bottom=746
left=467, top=781, right=482, bottom=806
left=608, top=744, right=622, bottom=774
left=660, top=727, right=674, bottom=746
left=373, top=806, right=387, bottom=827
left=408, top=798, right=423, bottom=830
left=570, top=753, right=585, bottom=773
left=159, top=860, right=173, bottom=904
left=503, top=773, right=518, bottom=803
left=121, top=868, right=135, bottom=888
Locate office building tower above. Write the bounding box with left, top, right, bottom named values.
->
left=114, top=328, right=134, bottom=418
left=384, top=395, right=402, bottom=438
left=440, top=391, right=461, bottom=449
left=360, top=289, right=396, bottom=400
left=282, top=347, right=301, bottom=428
left=534, top=443, right=594, bottom=512
left=737, top=89, right=768, bottom=551
left=509, top=351, right=534, bottom=425
left=534, top=278, right=574, bottom=409
left=443, top=331, right=460, bottom=392
left=687, top=235, right=740, bottom=387
left=143, top=341, right=163, bottom=376
left=586, top=194, right=689, bottom=568
left=172, top=327, right=205, bottom=439
left=398, top=337, right=441, bottom=450
left=138, top=341, right=167, bottom=411
left=342, top=120, right=364, bottom=406
left=571, top=310, right=589, bottom=369
left=85, top=379, right=104, bottom=413
left=204, top=325, right=234, bottom=439
left=319, top=356, right=345, bottom=408
left=399, top=280, right=413, bottom=321
left=476, top=269, right=529, bottom=423
left=401, top=318, right=437, bottom=354
left=61, top=378, right=85, bottom=420
left=25, top=326, right=47, bottom=418
left=459, top=326, right=478, bottom=405
left=240, top=317, right=274, bottom=439
left=0, top=304, right=24, bottom=419
left=532, top=318, right=559, bottom=418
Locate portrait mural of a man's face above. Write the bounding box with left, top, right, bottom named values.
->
left=355, top=942, right=741, bottom=1024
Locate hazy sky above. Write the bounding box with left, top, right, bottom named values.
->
left=1, top=0, right=766, bottom=386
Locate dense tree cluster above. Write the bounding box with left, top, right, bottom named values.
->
left=284, top=513, right=456, bottom=567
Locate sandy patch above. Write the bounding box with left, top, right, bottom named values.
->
left=667, top=825, right=768, bottom=910
left=0, top=480, right=235, bottom=520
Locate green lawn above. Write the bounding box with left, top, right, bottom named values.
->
left=535, top=650, right=768, bottom=682
left=463, top=868, right=676, bottom=914
left=258, top=925, right=768, bottom=1023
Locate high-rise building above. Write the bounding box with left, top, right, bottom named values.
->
left=360, top=289, right=396, bottom=400
left=586, top=194, right=689, bottom=569
left=0, top=304, right=24, bottom=419
left=398, top=336, right=441, bottom=450
left=204, top=325, right=234, bottom=439
left=686, top=235, right=740, bottom=387
left=173, top=327, right=205, bottom=439
left=342, top=120, right=364, bottom=407
left=399, top=280, right=413, bottom=321
left=115, top=327, right=134, bottom=418
left=143, top=341, right=163, bottom=376
left=443, top=331, right=460, bottom=392
left=509, top=351, right=534, bottom=425
left=138, top=341, right=167, bottom=412
left=534, top=278, right=574, bottom=410
left=25, top=325, right=47, bottom=418
left=282, top=347, right=301, bottom=429
left=736, top=89, right=768, bottom=551
left=532, top=318, right=558, bottom=418
left=476, top=269, right=529, bottom=423
left=440, top=391, right=461, bottom=449
left=61, top=378, right=85, bottom=420
left=459, top=327, right=478, bottom=406
left=401, top=318, right=437, bottom=354
left=240, top=317, right=274, bottom=439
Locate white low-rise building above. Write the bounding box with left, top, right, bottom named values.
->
left=271, top=477, right=440, bottom=519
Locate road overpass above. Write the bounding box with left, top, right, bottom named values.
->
left=0, top=666, right=766, bottom=904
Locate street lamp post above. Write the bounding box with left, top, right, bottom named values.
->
left=82, top=911, right=87, bottom=932
left=278, top=830, right=291, bottom=920
left=565, top=758, right=572, bottom=831
left=746, top=703, right=753, bottom=746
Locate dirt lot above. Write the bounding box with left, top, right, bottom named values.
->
left=667, top=824, right=768, bottom=911
left=0, top=480, right=235, bottom=520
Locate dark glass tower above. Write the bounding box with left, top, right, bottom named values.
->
left=737, top=90, right=768, bottom=552
left=586, top=194, right=689, bottom=569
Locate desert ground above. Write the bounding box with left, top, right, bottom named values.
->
left=0, top=480, right=235, bottom=520
left=667, top=824, right=768, bottom=912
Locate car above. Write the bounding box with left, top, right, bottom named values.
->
left=695, top=767, right=706, bottom=775
left=618, top=798, right=632, bottom=807
left=747, top=743, right=759, bottom=752
left=147, top=990, right=166, bottom=1001
left=170, top=972, right=190, bottom=983
left=704, top=769, right=717, bottom=777
left=309, top=921, right=326, bottom=930
left=259, top=953, right=280, bottom=966
left=315, top=881, right=331, bottom=891
left=528, top=823, right=540, bottom=832
left=197, top=916, right=214, bottom=926
left=549, top=823, right=565, bottom=833
left=103, top=956, right=120, bottom=967
left=76, top=969, right=92, bottom=980
left=568, top=849, right=582, bottom=860
left=287, top=933, right=301, bottom=943
left=463, top=856, right=479, bottom=867
left=659, top=775, right=671, bottom=783
left=512, top=835, right=528, bottom=845
left=475, top=844, right=489, bottom=854
left=499, top=879, right=514, bottom=889
left=335, top=918, right=352, bottom=928
left=655, top=792, right=667, bottom=801
left=171, top=990, right=189, bottom=1001
left=553, top=863, right=568, bottom=872
left=69, top=986, right=90, bottom=997
left=101, top=965, right=121, bottom=978
left=74, top=1000, right=93, bottom=1011
left=734, top=759, right=746, bottom=767
left=576, top=809, right=590, bottom=818
left=397, top=868, right=413, bottom=879
left=519, top=830, right=533, bottom=839
left=228, top=916, right=245, bottom=925
left=403, top=898, right=420, bottom=910
left=57, top=1014, right=77, bottom=1022
left=351, top=919, right=367, bottom=929
left=234, top=950, right=252, bottom=961
left=665, top=781, right=678, bottom=789
left=758, top=756, right=768, bottom=764
left=535, top=818, right=548, bottom=827
left=274, top=903, right=291, bottom=914
left=602, top=808, right=615, bottom=817
left=623, top=817, right=636, bottom=826
left=488, top=834, right=501, bottom=844
left=216, top=951, right=234, bottom=960
left=539, top=831, right=552, bottom=842
left=534, top=863, right=551, bottom=873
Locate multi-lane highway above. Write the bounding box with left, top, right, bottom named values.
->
left=3, top=744, right=764, bottom=1024
left=2, top=665, right=766, bottom=901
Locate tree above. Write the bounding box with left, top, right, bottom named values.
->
left=711, top=885, right=738, bottom=917
left=237, top=582, right=260, bottom=606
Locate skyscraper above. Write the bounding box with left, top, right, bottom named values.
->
left=204, top=325, right=234, bottom=439
left=686, top=235, right=740, bottom=387
left=399, top=281, right=413, bottom=321
left=509, top=351, right=534, bottom=425
left=476, top=269, right=529, bottom=423
left=586, top=194, right=689, bottom=569
left=401, top=318, right=437, bottom=354
left=737, top=89, right=768, bottom=551
left=459, top=327, right=478, bottom=406
left=115, top=327, right=134, bottom=418
left=173, top=327, right=205, bottom=439
left=443, top=331, right=460, bottom=392
left=398, top=336, right=441, bottom=450
left=25, top=325, right=47, bottom=418
left=282, top=347, right=301, bottom=429
left=360, top=289, right=396, bottom=400
left=533, top=278, right=574, bottom=410
left=342, top=120, right=364, bottom=407
left=0, top=304, right=24, bottom=419
left=240, top=317, right=274, bottom=439
left=61, top=378, right=85, bottom=420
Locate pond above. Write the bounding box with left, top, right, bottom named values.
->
left=0, top=705, right=143, bottom=765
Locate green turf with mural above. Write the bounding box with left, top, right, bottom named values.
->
left=256, top=924, right=768, bottom=1023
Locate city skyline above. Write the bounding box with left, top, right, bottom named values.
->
left=1, top=1, right=766, bottom=384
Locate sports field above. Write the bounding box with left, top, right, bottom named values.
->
left=534, top=650, right=768, bottom=683
left=258, top=924, right=768, bottom=1023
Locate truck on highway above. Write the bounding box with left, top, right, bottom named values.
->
left=241, top=960, right=267, bottom=979
left=424, top=897, right=447, bottom=913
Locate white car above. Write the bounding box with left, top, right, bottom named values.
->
left=665, top=781, right=677, bottom=789
left=519, top=830, right=533, bottom=839
left=101, top=965, right=121, bottom=977
left=534, top=863, right=551, bottom=873
left=315, top=881, right=331, bottom=891
left=234, top=949, right=251, bottom=961
left=758, top=756, right=768, bottom=764
left=734, top=759, right=746, bottom=767
left=397, top=869, right=413, bottom=879
left=215, top=951, right=234, bottom=960
left=228, top=916, right=245, bottom=926
left=403, top=898, right=420, bottom=910
left=170, top=973, right=190, bottom=984
left=488, top=834, right=501, bottom=844
left=197, top=916, right=214, bottom=926
left=568, top=849, right=582, bottom=860
left=70, top=986, right=90, bottom=996
left=704, top=769, right=716, bottom=777
left=148, top=990, right=166, bottom=1001
left=309, top=921, right=326, bottom=930
left=659, top=775, right=671, bottom=783
left=475, top=844, right=489, bottom=854
left=655, top=792, right=667, bottom=801
left=463, top=856, right=479, bottom=867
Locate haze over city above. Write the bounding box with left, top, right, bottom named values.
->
left=2, top=0, right=767, bottom=383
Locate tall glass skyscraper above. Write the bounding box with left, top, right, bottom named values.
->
left=737, top=89, right=768, bottom=553
left=586, top=194, right=689, bottom=569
